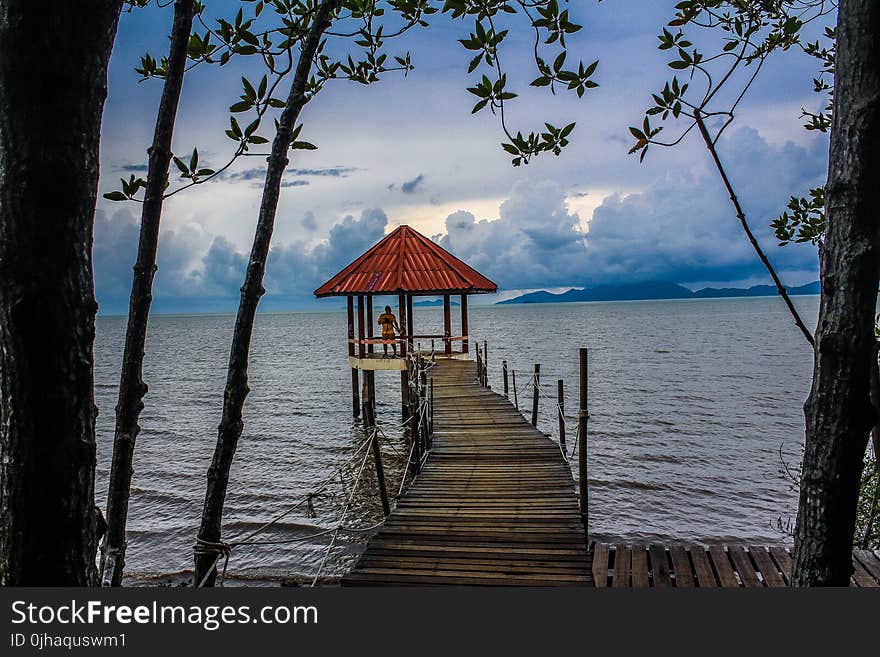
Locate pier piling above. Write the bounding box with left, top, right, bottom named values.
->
left=578, top=348, right=589, bottom=536
left=531, top=363, right=540, bottom=427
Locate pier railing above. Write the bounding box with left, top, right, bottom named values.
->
left=473, top=340, right=591, bottom=534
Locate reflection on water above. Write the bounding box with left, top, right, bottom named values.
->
left=94, top=296, right=816, bottom=582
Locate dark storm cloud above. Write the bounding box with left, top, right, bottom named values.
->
left=440, top=127, right=826, bottom=291
left=401, top=174, right=425, bottom=194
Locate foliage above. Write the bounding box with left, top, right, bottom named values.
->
left=105, top=0, right=599, bottom=204
left=627, top=1, right=836, bottom=162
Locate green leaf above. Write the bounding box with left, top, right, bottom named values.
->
left=103, top=191, right=128, bottom=201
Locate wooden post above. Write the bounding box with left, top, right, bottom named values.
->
left=502, top=360, right=509, bottom=398
left=356, top=295, right=366, bottom=359
left=408, top=361, right=421, bottom=475
left=531, top=363, right=540, bottom=427
left=443, top=293, right=452, bottom=356
left=475, top=345, right=482, bottom=385
left=362, top=375, right=389, bottom=516
left=398, top=293, right=408, bottom=421
left=366, top=294, right=374, bottom=355
left=420, top=367, right=428, bottom=450
left=347, top=296, right=360, bottom=417
left=460, top=294, right=469, bottom=354
left=407, top=294, right=414, bottom=353
left=398, top=294, right=407, bottom=359
left=483, top=340, right=488, bottom=387
left=557, top=379, right=566, bottom=452
left=512, top=369, right=519, bottom=409
left=578, top=348, right=589, bottom=535
left=429, top=377, right=434, bottom=436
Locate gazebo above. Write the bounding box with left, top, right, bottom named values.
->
left=314, top=224, right=497, bottom=416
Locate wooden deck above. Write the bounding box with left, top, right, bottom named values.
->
left=593, top=543, right=880, bottom=587
left=342, top=358, right=592, bottom=586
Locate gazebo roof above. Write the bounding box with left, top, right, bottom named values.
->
left=314, top=225, right=497, bottom=297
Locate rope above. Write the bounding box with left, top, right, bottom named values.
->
left=194, top=357, right=436, bottom=586
left=310, top=428, right=376, bottom=586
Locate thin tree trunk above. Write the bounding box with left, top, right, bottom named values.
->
left=101, top=0, right=196, bottom=587
left=193, top=0, right=340, bottom=587
left=694, top=113, right=815, bottom=348
left=0, top=0, right=123, bottom=585
left=792, top=0, right=880, bottom=586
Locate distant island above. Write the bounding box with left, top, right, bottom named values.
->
left=413, top=299, right=460, bottom=307
left=498, top=281, right=821, bottom=305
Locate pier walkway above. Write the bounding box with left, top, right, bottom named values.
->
left=342, top=358, right=592, bottom=586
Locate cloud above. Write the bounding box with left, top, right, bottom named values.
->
left=583, top=127, right=826, bottom=287
left=119, top=163, right=149, bottom=172
left=401, top=174, right=425, bottom=194
left=438, top=127, right=826, bottom=291
left=280, top=180, right=310, bottom=188
left=438, top=179, right=587, bottom=290
left=289, top=167, right=357, bottom=177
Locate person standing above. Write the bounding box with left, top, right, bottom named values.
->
left=377, top=306, right=400, bottom=357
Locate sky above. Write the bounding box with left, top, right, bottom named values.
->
left=95, top=0, right=834, bottom=314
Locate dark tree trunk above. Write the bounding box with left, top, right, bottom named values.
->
left=193, top=0, right=340, bottom=587
left=0, top=0, right=123, bottom=585
left=101, top=0, right=196, bottom=588
left=792, top=0, right=880, bottom=586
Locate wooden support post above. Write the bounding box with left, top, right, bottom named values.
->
left=407, top=360, right=421, bottom=475
left=512, top=369, right=519, bottom=409
left=578, top=348, right=589, bottom=535
left=460, top=294, right=469, bottom=354
left=475, top=345, right=482, bottom=385
left=398, top=294, right=408, bottom=421
left=557, top=379, right=566, bottom=452
left=366, top=294, right=374, bottom=354
left=347, top=296, right=360, bottom=417
left=429, top=377, right=434, bottom=436
left=362, top=375, right=389, bottom=517
left=531, top=363, right=540, bottom=427
left=357, top=295, right=366, bottom=359
left=398, top=294, right=407, bottom=359
left=420, top=367, right=428, bottom=450
left=502, top=360, right=509, bottom=398
left=407, top=294, right=414, bottom=353
left=483, top=340, right=488, bottom=387
left=443, top=293, right=452, bottom=356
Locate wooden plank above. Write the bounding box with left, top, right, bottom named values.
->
left=748, top=546, right=786, bottom=587
left=612, top=544, right=631, bottom=588
left=649, top=544, right=672, bottom=588
left=689, top=546, right=718, bottom=588
left=592, top=544, right=609, bottom=588
left=768, top=546, right=792, bottom=584
left=708, top=546, right=739, bottom=587
left=854, top=550, right=880, bottom=585
left=850, top=557, right=877, bottom=588
left=631, top=544, right=649, bottom=588
left=668, top=545, right=694, bottom=588
left=727, top=545, right=761, bottom=587
left=342, top=358, right=591, bottom=586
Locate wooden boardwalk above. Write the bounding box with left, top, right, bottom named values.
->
left=593, top=543, right=880, bottom=587
left=342, top=358, right=592, bottom=586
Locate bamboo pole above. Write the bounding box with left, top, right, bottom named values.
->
left=578, top=348, right=589, bottom=536
left=531, top=363, right=540, bottom=427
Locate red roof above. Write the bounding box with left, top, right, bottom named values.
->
left=314, top=225, right=497, bottom=297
